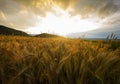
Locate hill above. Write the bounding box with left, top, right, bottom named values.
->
left=0, top=25, right=29, bottom=36
left=35, top=33, right=63, bottom=38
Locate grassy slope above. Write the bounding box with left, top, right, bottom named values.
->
left=0, top=35, right=120, bottom=84
left=0, top=25, right=29, bottom=36
left=35, top=33, right=64, bottom=38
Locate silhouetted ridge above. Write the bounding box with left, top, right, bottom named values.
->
left=35, top=33, right=63, bottom=38
left=0, top=25, right=28, bottom=36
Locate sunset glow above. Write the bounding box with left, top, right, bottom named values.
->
left=0, top=0, right=120, bottom=36
left=25, top=8, right=101, bottom=35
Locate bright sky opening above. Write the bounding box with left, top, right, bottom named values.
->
left=0, top=0, right=120, bottom=36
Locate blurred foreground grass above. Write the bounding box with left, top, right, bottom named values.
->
left=0, top=35, right=120, bottom=84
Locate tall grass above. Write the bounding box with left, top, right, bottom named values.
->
left=0, top=35, right=120, bottom=84
left=106, top=33, right=120, bottom=50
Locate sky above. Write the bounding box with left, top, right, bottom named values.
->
left=0, top=0, right=120, bottom=36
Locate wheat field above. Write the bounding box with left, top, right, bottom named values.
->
left=0, top=35, right=120, bottom=84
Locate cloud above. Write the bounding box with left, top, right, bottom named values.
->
left=102, top=12, right=120, bottom=26
left=0, top=11, right=7, bottom=21
left=0, top=0, right=22, bottom=15
left=52, top=0, right=74, bottom=9
left=14, top=0, right=54, bottom=17
left=3, top=0, right=118, bottom=18
left=98, top=1, right=118, bottom=18
left=0, top=0, right=119, bottom=18
left=0, top=0, right=43, bottom=29
left=70, top=0, right=119, bottom=18
left=0, top=0, right=120, bottom=32
left=7, top=11, right=40, bottom=29
left=0, top=10, right=8, bottom=26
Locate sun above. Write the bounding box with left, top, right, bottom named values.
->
left=25, top=7, right=102, bottom=36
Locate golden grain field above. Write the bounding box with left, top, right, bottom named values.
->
left=0, top=35, right=120, bottom=84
